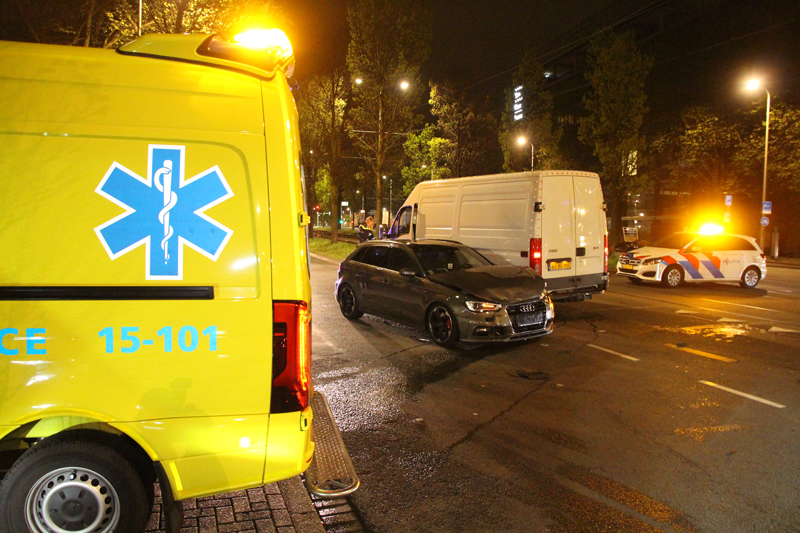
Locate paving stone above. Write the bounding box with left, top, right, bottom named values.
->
left=216, top=506, right=235, bottom=524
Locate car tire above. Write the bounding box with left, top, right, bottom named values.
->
left=427, top=304, right=459, bottom=346
left=661, top=265, right=683, bottom=288
left=0, top=438, right=151, bottom=533
left=740, top=266, right=761, bottom=289
left=338, top=284, right=363, bottom=319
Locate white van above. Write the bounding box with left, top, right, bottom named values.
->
left=388, top=171, right=609, bottom=301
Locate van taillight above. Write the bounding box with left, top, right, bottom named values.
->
left=271, top=301, right=311, bottom=413
left=530, top=238, right=542, bottom=275
left=604, top=235, right=609, bottom=273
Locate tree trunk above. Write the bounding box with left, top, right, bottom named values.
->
left=84, top=0, right=96, bottom=47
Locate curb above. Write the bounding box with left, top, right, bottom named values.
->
left=279, top=476, right=327, bottom=533
left=310, top=252, right=342, bottom=266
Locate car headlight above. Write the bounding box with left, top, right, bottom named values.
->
left=545, top=294, right=554, bottom=320
left=465, top=301, right=503, bottom=312
left=642, top=257, right=663, bottom=266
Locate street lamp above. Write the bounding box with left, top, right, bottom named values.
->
left=399, top=80, right=410, bottom=91
left=746, top=78, right=771, bottom=250
left=517, top=136, right=534, bottom=170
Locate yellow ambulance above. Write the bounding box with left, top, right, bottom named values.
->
left=0, top=30, right=357, bottom=533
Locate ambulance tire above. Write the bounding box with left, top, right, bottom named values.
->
left=0, top=438, right=151, bottom=533
left=661, top=265, right=684, bottom=288
left=427, top=303, right=459, bottom=346
left=338, top=284, right=363, bottom=319
left=740, top=267, right=761, bottom=289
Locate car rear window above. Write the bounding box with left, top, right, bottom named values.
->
left=361, top=246, right=390, bottom=268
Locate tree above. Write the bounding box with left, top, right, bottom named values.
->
left=501, top=51, right=563, bottom=172
left=429, top=81, right=498, bottom=178
left=346, top=0, right=431, bottom=236
left=579, top=31, right=652, bottom=248
left=105, top=0, right=287, bottom=47
left=401, top=125, right=452, bottom=195
left=297, top=69, right=350, bottom=242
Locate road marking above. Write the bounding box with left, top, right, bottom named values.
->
left=702, top=299, right=773, bottom=311
left=768, top=326, right=800, bottom=334
left=665, top=344, right=736, bottom=363
left=587, top=344, right=639, bottom=361
left=699, top=381, right=785, bottom=408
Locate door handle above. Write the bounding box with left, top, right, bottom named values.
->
left=576, top=247, right=586, bottom=257
left=380, top=278, right=390, bottom=284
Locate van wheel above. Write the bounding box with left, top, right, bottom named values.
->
left=427, top=304, right=459, bottom=346
left=0, top=438, right=151, bottom=533
left=661, top=265, right=684, bottom=288
left=338, top=285, right=363, bottom=319
left=740, top=267, right=761, bottom=289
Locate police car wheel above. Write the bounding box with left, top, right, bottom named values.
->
left=338, top=284, right=363, bottom=319
left=0, top=438, right=151, bottom=533
left=427, top=304, right=459, bottom=346
left=740, top=267, right=761, bottom=289
left=661, top=265, right=683, bottom=288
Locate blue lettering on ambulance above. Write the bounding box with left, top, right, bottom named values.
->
left=95, top=145, right=234, bottom=280
left=0, top=328, right=18, bottom=355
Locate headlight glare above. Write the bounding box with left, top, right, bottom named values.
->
left=642, top=257, right=663, bottom=266
left=465, top=301, right=503, bottom=312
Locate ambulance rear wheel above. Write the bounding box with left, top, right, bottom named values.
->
left=661, top=265, right=684, bottom=288
left=338, top=284, right=363, bottom=319
left=740, top=267, right=761, bottom=289
left=0, top=438, right=151, bottom=533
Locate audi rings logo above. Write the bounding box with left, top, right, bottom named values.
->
left=519, top=303, right=536, bottom=313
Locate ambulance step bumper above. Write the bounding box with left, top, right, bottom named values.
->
left=304, top=392, right=360, bottom=498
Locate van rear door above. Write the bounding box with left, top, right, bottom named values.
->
left=540, top=175, right=577, bottom=287
left=573, top=175, right=606, bottom=280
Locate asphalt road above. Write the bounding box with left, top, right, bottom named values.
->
left=310, top=257, right=800, bottom=533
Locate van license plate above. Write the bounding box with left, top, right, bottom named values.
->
left=548, top=260, right=571, bottom=271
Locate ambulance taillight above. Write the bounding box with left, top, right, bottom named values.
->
left=604, top=235, right=609, bottom=273
left=530, top=238, right=542, bottom=275
left=271, top=301, right=311, bottom=413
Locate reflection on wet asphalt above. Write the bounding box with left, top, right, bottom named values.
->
left=311, top=257, right=800, bottom=532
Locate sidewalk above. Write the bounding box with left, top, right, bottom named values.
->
left=146, top=477, right=326, bottom=533
left=767, top=257, right=800, bottom=269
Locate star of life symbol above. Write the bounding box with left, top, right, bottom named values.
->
left=95, top=145, right=234, bottom=280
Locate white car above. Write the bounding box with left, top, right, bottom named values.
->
left=617, top=232, right=766, bottom=288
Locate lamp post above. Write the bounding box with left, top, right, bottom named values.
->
left=383, top=175, right=393, bottom=216
left=517, top=136, right=534, bottom=170
left=746, top=79, right=771, bottom=250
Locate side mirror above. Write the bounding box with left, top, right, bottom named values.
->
left=399, top=269, right=418, bottom=278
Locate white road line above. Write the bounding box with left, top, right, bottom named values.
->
left=587, top=344, right=639, bottom=361
left=701, top=299, right=773, bottom=311
left=699, top=381, right=785, bottom=408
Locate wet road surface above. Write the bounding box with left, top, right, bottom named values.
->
left=311, top=257, right=800, bottom=533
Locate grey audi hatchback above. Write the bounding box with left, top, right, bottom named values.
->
left=335, top=240, right=554, bottom=346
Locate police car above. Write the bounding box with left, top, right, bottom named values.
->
left=617, top=231, right=766, bottom=288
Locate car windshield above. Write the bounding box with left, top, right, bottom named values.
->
left=651, top=233, right=697, bottom=250
left=409, top=244, right=491, bottom=275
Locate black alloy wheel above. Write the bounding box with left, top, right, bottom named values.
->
left=338, top=284, right=363, bottom=319
left=427, top=304, right=459, bottom=346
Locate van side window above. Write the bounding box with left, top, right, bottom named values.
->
left=390, top=206, right=413, bottom=238
left=362, top=246, right=390, bottom=268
